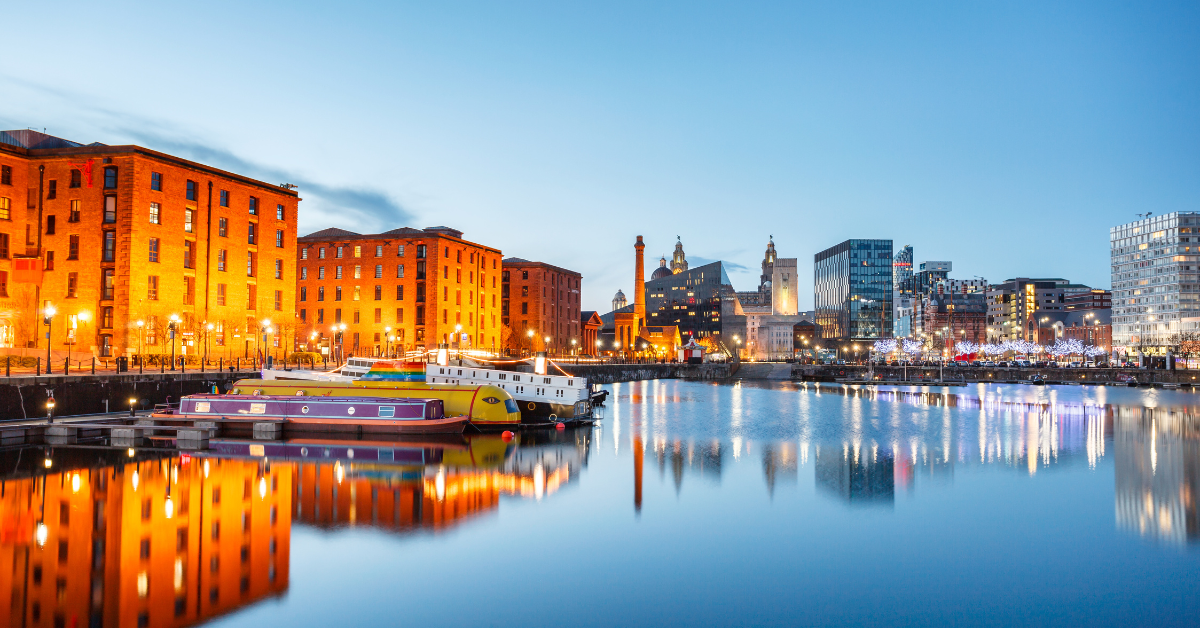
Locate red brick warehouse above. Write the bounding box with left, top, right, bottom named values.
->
left=0, top=130, right=298, bottom=361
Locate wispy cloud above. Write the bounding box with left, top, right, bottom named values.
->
left=0, top=74, right=414, bottom=235
left=118, top=129, right=414, bottom=233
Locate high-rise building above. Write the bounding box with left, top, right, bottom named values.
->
left=893, top=245, right=914, bottom=295
left=0, top=129, right=299, bottom=360
left=814, top=239, right=893, bottom=341
left=296, top=226, right=501, bottom=356
left=1110, top=213, right=1200, bottom=354
left=501, top=258, right=583, bottom=353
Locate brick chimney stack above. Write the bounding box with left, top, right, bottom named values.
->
left=634, top=236, right=646, bottom=324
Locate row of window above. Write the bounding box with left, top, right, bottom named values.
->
left=298, top=306, right=496, bottom=330
left=299, top=243, right=500, bottom=268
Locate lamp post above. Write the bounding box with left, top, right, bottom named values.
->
left=335, top=323, right=347, bottom=364
left=526, top=329, right=535, bottom=358
left=205, top=323, right=214, bottom=366
left=455, top=324, right=464, bottom=365
left=544, top=336, right=551, bottom=358
left=261, top=319, right=273, bottom=369
left=167, top=314, right=180, bottom=371
left=136, top=320, right=145, bottom=366
left=42, top=304, right=56, bottom=374
left=384, top=326, right=392, bottom=357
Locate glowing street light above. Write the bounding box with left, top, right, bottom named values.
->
left=43, top=304, right=56, bottom=373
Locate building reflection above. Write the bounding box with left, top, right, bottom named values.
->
left=1113, top=409, right=1200, bottom=544
left=762, top=443, right=798, bottom=496
left=291, top=430, right=591, bottom=533
left=649, top=439, right=723, bottom=496
left=814, top=443, right=895, bottom=505
left=0, top=449, right=290, bottom=628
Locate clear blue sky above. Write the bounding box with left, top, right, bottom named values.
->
left=3, top=1, right=1197, bottom=311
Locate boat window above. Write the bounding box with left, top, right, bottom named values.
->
left=499, top=374, right=506, bottom=380
left=567, top=380, right=573, bottom=386
left=513, top=375, right=520, bottom=382
left=379, top=406, right=395, bottom=417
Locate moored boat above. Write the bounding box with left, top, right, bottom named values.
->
left=158, top=394, right=469, bottom=434
left=229, top=378, right=522, bottom=428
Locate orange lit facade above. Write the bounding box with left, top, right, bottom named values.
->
left=0, top=455, right=291, bottom=628
left=0, top=130, right=298, bottom=359
left=500, top=258, right=583, bottom=354
left=295, top=227, right=502, bottom=355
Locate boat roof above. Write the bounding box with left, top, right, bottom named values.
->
left=185, top=394, right=441, bottom=404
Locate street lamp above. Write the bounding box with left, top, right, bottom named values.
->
left=455, top=324, right=464, bottom=365
left=526, top=329, right=535, bottom=357
left=384, top=326, right=392, bottom=357
left=136, top=321, right=145, bottom=365
left=167, top=314, right=181, bottom=371
left=43, top=304, right=56, bottom=373
left=261, top=318, right=273, bottom=368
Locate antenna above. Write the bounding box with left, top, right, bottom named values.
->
left=1136, top=212, right=1153, bottom=219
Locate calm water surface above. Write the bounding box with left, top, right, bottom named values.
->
left=7, top=380, right=1199, bottom=627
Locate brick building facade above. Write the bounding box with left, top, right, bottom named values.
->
left=500, top=258, right=582, bottom=354
left=295, top=226, right=502, bottom=356
left=0, top=130, right=298, bottom=360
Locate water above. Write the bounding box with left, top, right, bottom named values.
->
left=5, top=380, right=1199, bottom=627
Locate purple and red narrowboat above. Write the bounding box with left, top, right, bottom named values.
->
left=158, top=394, right=469, bottom=434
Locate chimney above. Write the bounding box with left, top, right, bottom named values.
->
left=634, top=236, right=646, bottom=324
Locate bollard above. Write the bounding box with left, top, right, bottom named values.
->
left=182, top=357, right=186, bottom=373
left=219, top=358, right=223, bottom=372
left=236, top=358, right=240, bottom=371
left=36, top=357, right=41, bottom=376
left=201, top=358, right=205, bottom=373
left=92, top=357, right=96, bottom=374
left=5, top=357, right=8, bottom=378
left=64, top=358, right=69, bottom=375
left=160, top=357, right=164, bottom=374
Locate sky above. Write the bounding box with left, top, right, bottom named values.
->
left=2, top=1, right=1198, bottom=312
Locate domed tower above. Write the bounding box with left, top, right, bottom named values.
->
left=759, top=235, right=776, bottom=293
left=651, top=256, right=672, bottom=280
left=670, top=236, right=688, bottom=274
left=612, top=289, right=627, bottom=312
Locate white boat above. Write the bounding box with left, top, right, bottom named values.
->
left=425, top=364, right=592, bottom=423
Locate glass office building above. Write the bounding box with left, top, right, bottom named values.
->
left=893, top=245, right=914, bottom=295
left=814, top=239, right=894, bottom=341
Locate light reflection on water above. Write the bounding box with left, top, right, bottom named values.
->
left=1, top=380, right=1198, bottom=627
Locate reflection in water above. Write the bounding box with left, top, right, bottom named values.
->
left=0, top=431, right=592, bottom=628
left=0, top=450, right=290, bottom=628
left=290, top=431, right=591, bottom=533
left=815, top=444, right=895, bottom=505
left=1114, top=410, right=1200, bottom=544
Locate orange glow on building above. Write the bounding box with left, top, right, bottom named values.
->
left=0, top=455, right=291, bottom=628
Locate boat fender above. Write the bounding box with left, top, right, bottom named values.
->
left=555, top=422, right=565, bottom=430
left=501, top=431, right=514, bottom=441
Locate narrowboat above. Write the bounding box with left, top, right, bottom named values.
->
left=229, top=377, right=522, bottom=429
left=159, top=394, right=470, bottom=433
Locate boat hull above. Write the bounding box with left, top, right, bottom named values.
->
left=231, top=379, right=522, bottom=428
left=161, top=412, right=469, bottom=434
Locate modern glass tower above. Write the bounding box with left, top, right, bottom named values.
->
left=892, top=245, right=914, bottom=295
left=814, top=239, right=894, bottom=341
